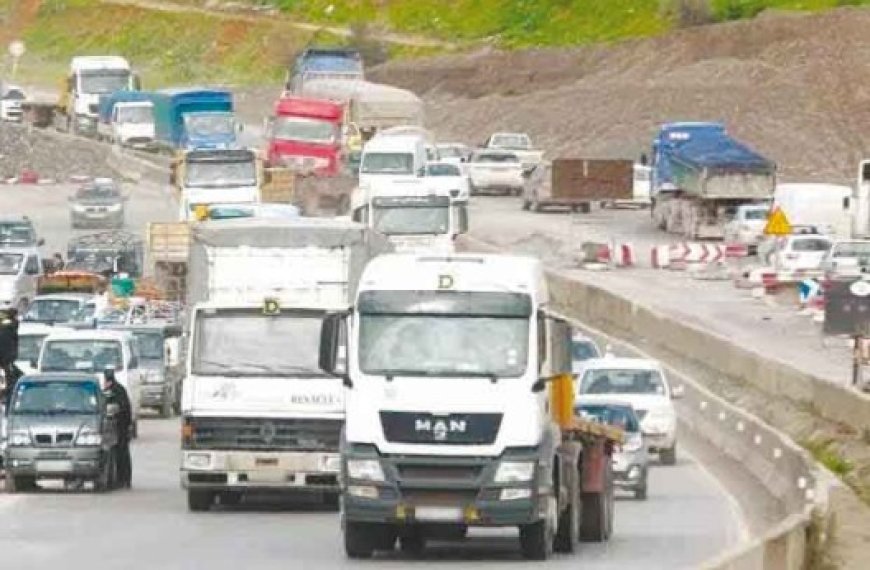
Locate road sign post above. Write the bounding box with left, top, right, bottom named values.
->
left=8, top=40, right=25, bottom=80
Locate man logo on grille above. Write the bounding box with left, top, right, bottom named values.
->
left=260, top=422, right=277, bottom=444
left=415, top=418, right=467, bottom=441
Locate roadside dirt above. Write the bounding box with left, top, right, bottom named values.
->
left=370, top=7, right=870, bottom=184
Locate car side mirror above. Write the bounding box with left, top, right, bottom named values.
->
left=319, top=312, right=350, bottom=387
left=671, top=385, right=685, bottom=399
left=532, top=374, right=556, bottom=393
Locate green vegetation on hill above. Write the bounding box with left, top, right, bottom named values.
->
left=226, top=0, right=870, bottom=47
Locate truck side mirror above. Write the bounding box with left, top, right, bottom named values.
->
left=457, top=204, right=469, bottom=235
left=319, top=312, right=350, bottom=387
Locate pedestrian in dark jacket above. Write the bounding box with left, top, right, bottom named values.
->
left=103, top=368, right=133, bottom=488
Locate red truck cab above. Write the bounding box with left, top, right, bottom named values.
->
left=266, top=96, right=343, bottom=176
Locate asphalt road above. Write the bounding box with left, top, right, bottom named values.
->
left=0, top=175, right=749, bottom=568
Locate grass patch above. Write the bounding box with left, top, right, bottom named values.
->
left=803, top=437, right=853, bottom=476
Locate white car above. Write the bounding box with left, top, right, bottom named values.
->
left=575, top=357, right=682, bottom=465
left=820, top=239, right=870, bottom=279
left=723, top=203, right=771, bottom=248
left=38, top=328, right=144, bottom=437
left=0, top=248, right=43, bottom=312
left=435, top=143, right=470, bottom=166
left=465, top=150, right=525, bottom=196
left=483, top=132, right=543, bottom=173
left=570, top=331, right=602, bottom=374
left=766, top=234, right=832, bottom=274
left=22, top=293, right=93, bottom=326
left=16, top=323, right=74, bottom=375
left=0, top=85, right=25, bottom=122
left=425, top=162, right=470, bottom=202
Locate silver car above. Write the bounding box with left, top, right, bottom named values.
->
left=576, top=400, right=649, bottom=500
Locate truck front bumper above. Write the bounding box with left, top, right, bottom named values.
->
left=342, top=449, right=547, bottom=528
left=181, top=449, right=341, bottom=491
left=5, top=447, right=105, bottom=478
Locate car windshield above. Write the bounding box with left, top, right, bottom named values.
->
left=184, top=114, right=235, bottom=137
left=18, top=334, right=48, bottom=362
left=117, top=106, right=152, bottom=124
left=12, top=380, right=99, bottom=415
left=80, top=71, right=130, bottom=95
left=490, top=134, right=530, bottom=150
left=41, top=340, right=123, bottom=373
left=24, top=299, right=83, bottom=323
left=373, top=205, right=450, bottom=236
left=76, top=186, right=120, bottom=201
left=579, top=368, right=667, bottom=396
left=185, top=160, right=257, bottom=188
left=427, top=164, right=461, bottom=177
left=193, top=310, right=326, bottom=377
left=133, top=331, right=164, bottom=360
left=791, top=238, right=831, bottom=252
left=0, top=222, right=34, bottom=245
left=358, top=291, right=531, bottom=378
left=572, top=340, right=600, bottom=361
left=474, top=153, right=518, bottom=163
left=273, top=116, right=338, bottom=144
left=3, top=89, right=25, bottom=100
left=832, top=241, right=870, bottom=258
left=361, top=152, right=413, bottom=175
left=0, top=252, right=23, bottom=275
left=577, top=404, right=640, bottom=432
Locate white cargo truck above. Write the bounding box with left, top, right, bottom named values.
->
left=180, top=218, right=391, bottom=511
left=318, top=253, right=620, bottom=560
left=350, top=180, right=468, bottom=254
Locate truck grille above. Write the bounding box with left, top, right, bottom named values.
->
left=380, top=412, right=502, bottom=445
left=187, top=417, right=342, bottom=452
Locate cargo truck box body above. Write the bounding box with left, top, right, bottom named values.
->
left=148, top=88, right=236, bottom=151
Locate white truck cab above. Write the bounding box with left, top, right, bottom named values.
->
left=64, top=56, right=138, bottom=135
left=319, top=253, right=582, bottom=559
left=358, top=134, right=427, bottom=190
left=108, top=101, right=155, bottom=149
left=350, top=180, right=467, bottom=254
left=37, top=328, right=143, bottom=436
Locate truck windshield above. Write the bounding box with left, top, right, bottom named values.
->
left=273, top=116, right=338, bottom=144
left=24, top=300, right=83, bottom=324
left=12, top=380, right=99, bottom=415
left=132, top=331, right=164, bottom=360
left=0, top=222, right=35, bottom=246
left=358, top=291, right=531, bottom=379
left=186, top=160, right=257, bottom=188
left=18, top=334, right=48, bottom=363
left=192, top=310, right=327, bottom=377
left=361, top=152, right=413, bottom=175
left=372, top=205, right=449, bottom=236
left=0, top=253, right=23, bottom=275
left=41, top=340, right=123, bottom=373
left=79, top=71, right=131, bottom=94
left=117, top=106, right=152, bottom=124
left=185, top=114, right=235, bottom=137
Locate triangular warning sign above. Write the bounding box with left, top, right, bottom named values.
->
left=764, top=206, right=792, bottom=236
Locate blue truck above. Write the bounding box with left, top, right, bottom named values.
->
left=285, top=47, right=364, bottom=94
left=649, top=122, right=776, bottom=239
left=146, top=88, right=239, bottom=151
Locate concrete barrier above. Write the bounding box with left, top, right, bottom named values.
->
left=456, top=235, right=843, bottom=569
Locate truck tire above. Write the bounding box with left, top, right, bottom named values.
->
left=187, top=489, right=214, bottom=512
left=660, top=443, right=677, bottom=466
left=519, top=520, right=552, bottom=560
left=634, top=484, right=648, bottom=501
left=344, top=522, right=379, bottom=559
left=399, top=532, right=426, bottom=555
left=522, top=199, right=531, bottom=211
left=160, top=398, right=173, bottom=419
left=554, top=471, right=579, bottom=553
left=6, top=475, right=36, bottom=493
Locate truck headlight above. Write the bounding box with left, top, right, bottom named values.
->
left=107, top=203, right=123, bottom=212
left=622, top=435, right=644, bottom=453
left=494, top=461, right=535, bottom=483
left=76, top=430, right=102, bottom=446
left=145, top=370, right=166, bottom=384
left=8, top=431, right=31, bottom=446
left=346, top=459, right=385, bottom=482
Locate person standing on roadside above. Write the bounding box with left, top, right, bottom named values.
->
left=103, top=368, right=133, bottom=488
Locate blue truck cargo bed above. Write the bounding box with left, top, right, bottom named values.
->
left=145, top=88, right=236, bottom=150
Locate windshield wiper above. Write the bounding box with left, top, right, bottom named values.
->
left=371, top=369, right=500, bottom=383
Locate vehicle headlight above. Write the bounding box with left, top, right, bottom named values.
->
left=8, top=431, right=31, bottom=446
left=72, top=203, right=88, bottom=212
left=145, top=370, right=166, bottom=384
left=622, top=436, right=644, bottom=453
left=346, top=458, right=385, bottom=482
left=494, top=461, right=536, bottom=483
left=642, top=410, right=674, bottom=434
left=107, top=203, right=123, bottom=212
left=76, top=430, right=102, bottom=446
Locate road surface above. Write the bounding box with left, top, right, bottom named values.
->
left=0, top=178, right=748, bottom=568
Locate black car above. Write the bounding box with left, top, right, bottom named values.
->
left=68, top=179, right=126, bottom=229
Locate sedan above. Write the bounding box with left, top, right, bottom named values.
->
left=766, top=234, right=832, bottom=275
left=69, top=179, right=126, bottom=229
left=425, top=162, right=470, bottom=203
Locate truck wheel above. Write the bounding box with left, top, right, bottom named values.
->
left=521, top=199, right=531, bottom=211
left=634, top=484, right=648, bottom=501
left=660, top=444, right=677, bottom=466
left=519, top=519, right=553, bottom=560
left=131, top=420, right=139, bottom=440
left=554, top=473, right=579, bottom=553
left=187, top=489, right=215, bottom=512
left=344, top=522, right=378, bottom=559
left=218, top=491, right=242, bottom=507
left=160, top=399, right=173, bottom=419
left=6, top=475, right=36, bottom=493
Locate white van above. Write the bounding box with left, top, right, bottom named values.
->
left=774, top=183, right=853, bottom=238
left=38, top=329, right=143, bottom=437
left=358, top=134, right=427, bottom=189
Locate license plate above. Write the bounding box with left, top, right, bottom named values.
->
left=415, top=506, right=463, bottom=522
left=255, top=457, right=279, bottom=467
left=37, top=460, right=73, bottom=473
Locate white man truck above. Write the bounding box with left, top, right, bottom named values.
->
left=350, top=181, right=468, bottom=254
left=58, top=56, right=139, bottom=136
left=180, top=218, right=391, bottom=511
left=318, top=253, right=621, bottom=559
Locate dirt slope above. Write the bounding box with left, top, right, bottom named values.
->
left=370, top=7, right=870, bottom=183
